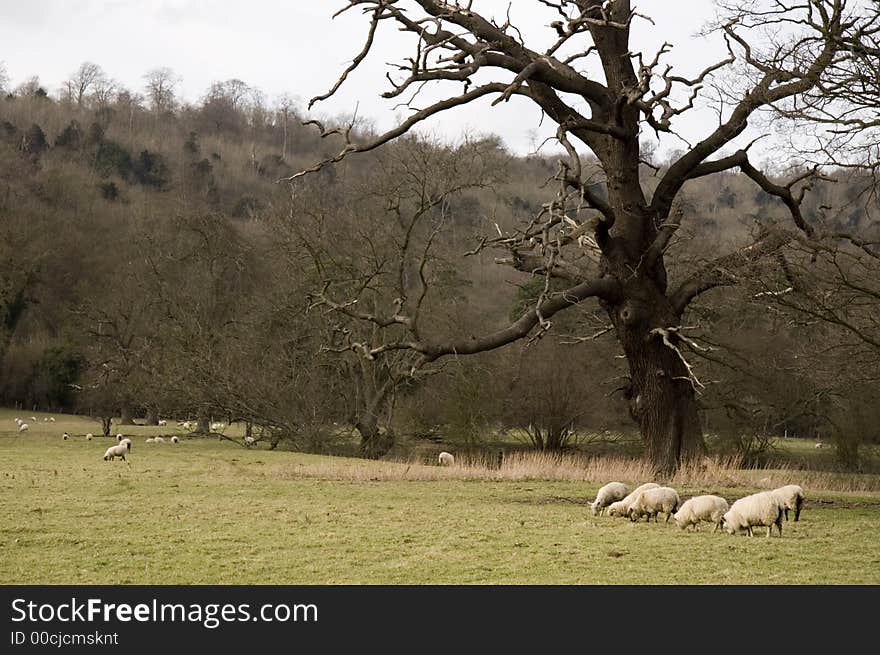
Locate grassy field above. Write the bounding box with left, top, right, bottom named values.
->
left=1, top=409, right=879, bottom=584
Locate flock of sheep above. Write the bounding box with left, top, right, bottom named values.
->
left=590, top=481, right=805, bottom=537
left=102, top=433, right=181, bottom=461
left=13, top=415, right=262, bottom=461
left=13, top=416, right=186, bottom=463
left=12, top=416, right=49, bottom=432
left=437, top=451, right=803, bottom=537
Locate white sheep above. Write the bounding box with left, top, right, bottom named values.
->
left=438, top=451, right=455, bottom=466
left=721, top=491, right=784, bottom=537
left=211, top=422, right=226, bottom=431
left=606, top=482, right=660, bottom=518
left=170, top=436, right=179, bottom=444
left=116, top=434, right=125, bottom=442
left=43, top=417, right=49, bottom=422
left=62, top=432, right=70, bottom=440
left=14, top=417, right=22, bottom=424
left=18, top=423, right=29, bottom=433
left=154, top=436, right=165, bottom=443
left=48, top=417, right=55, bottom=422
left=158, top=419, right=167, bottom=426
left=770, top=485, right=805, bottom=522
left=628, top=486, right=681, bottom=522
left=673, top=495, right=730, bottom=532
left=29, top=416, right=36, bottom=422
left=244, top=436, right=256, bottom=447
left=590, top=481, right=629, bottom=516
left=103, top=441, right=131, bottom=461
left=85, top=433, right=93, bottom=441
left=814, top=442, right=824, bottom=449
left=145, top=437, right=156, bottom=443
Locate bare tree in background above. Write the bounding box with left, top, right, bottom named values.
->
left=275, top=94, right=297, bottom=161
left=143, top=67, right=180, bottom=116
left=287, top=136, right=506, bottom=456
left=64, top=62, right=106, bottom=108
left=0, top=62, right=9, bottom=95
left=91, top=76, right=119, bottom=112
left=295, top=0, right=878, bottom=473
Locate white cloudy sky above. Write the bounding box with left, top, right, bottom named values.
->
left=1, top=1, right=751, bottom=156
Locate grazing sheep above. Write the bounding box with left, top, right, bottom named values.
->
left=438, top=451, right=455, bottom=466
left=62, top=432, right=70, bottom=440
left=170, top=436, right=179, bottom=444
left=721, top=491, right=784, bottom=537
left=244, top=436, right=256, bottom=447
left=673, top=495, right=730, bottom=532
left=814, top=442, right=824, bottom=449
left=770, top=485, right=805, bottom=522
left=158, top=419, right=167, bottom=426
left=628, top=486, right=681, bottom=522
left=145, top=437, right=156, bottom=443
left=590, top=482, right=629, bottom=516
left=18, top=423, right=29, bottom=433
left=48, top=417, right=55, bottom=422
left=154, top=436, right=165, bottom=443
left=103, top=441, right=131, bottom=461
left=211, top=422, right=226, bottom=431
left=43, top=417, right=49, bottom=422
left=606, top=482, right=660, bottom=518
left=14, top=417, right=22, bottom=424
left=29, top=416, right=37, bottom=422
left=85, top=433, right=93, bottom=441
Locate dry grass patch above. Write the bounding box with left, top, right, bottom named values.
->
left=280, top=450, right=880, bottom=493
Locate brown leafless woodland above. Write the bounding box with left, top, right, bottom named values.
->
left=297, top=0, right=880, bottom=473
left=286, top=137, right=507, bottom=456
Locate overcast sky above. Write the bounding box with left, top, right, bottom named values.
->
left=1, top=1, right=751, bottom=157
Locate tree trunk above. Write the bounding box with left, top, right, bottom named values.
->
left=101, top=416, right=112, bottom=437
left=356, top=416, right=394, bottom=459
left=195, top=408, right=210, bottom=434
left=144, top=406, right=159, bottom=426
left=119, top=406, right=135, bottom=425
left=607, top=284, right=706, bottom=475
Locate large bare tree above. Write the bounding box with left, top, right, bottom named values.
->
left=295, top=0, right=876, bottom=472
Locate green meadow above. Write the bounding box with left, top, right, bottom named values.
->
left=1, top=410, right=878, bottom=584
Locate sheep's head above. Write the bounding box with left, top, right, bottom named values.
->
left=590, top=501, right=600, bottom=516
left=673, top=512, right=688, bottom=530
left=607, top=502, right=626, bottom=517
left=721, top=511, right=742, bottom=535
